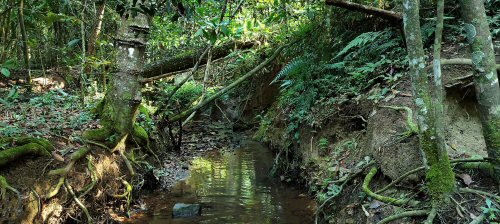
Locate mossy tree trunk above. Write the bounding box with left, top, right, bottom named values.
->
left=85, top=13, right=150, bottom=145
left=402, top=0, right=455, bottom=201
left=459, top=0, right=500, bottom=180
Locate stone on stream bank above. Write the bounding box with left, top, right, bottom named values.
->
left=172, top=203, right=201, bottom=218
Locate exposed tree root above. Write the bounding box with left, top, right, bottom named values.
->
left=79, top=156, right=97, bottom=198
left=112, top=179, right=133, bottom=217
left=64, top=180, right=92, bottom=223
left=82, top=127, right=113, bottom=142
left=315, top=161, right=375, bottom=224
left=0, top=175, right=22, bottom=216
left=375, top=166, right=424, bottom=194
left=0, top=137, right=54, bottom=166
left=363, top=167, right=420, bottom=207
left=376, top=209, right=429, bottom=224
left=424, top=206, right=437, bottom=224
left=44, top=177, right=65, bottom=199
left=379, top=106, right=418, bottom=137
left=45, top=147, right=91, bottom=199
left=456, top=161, right=495, bottom=177
left=48, top=147, right=91, bottom=176
left=119, top=150, right=136, bottom=177
left=84, top=139, right=111, bottom=152
left=377, top=158, right=487, bottom=195
left=132, top=124, right=160, bottom=163
left=424, top=58, right=500, bottom=71
left=109, top=134, right=136, bottom=176
left=112, top=179, right=133, bottom=198
left=84, top=120, right=159, bottom=163
left=458, top=187, right=500, bottom=202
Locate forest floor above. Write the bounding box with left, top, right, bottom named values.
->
left=0, top=80, right=241, bottom=223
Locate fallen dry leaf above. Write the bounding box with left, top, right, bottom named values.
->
left=458, top=173, right=473, bottom=186
left=52, top=151, right=65, bottom=162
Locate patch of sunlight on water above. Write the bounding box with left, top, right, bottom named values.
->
left=132, top=140, right=316, bottom=224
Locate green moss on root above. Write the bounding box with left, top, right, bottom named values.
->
left=0, top=137, right=54, bottom=151
left=91, top=99, right=105, bottom=115
left=83, top=128, right=114, bottom=142
left=133, top=124, right=149, bottom=145
left=0, top=143, right=51, bottom=167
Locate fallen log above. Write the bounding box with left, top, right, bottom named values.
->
left=141, top=41, right=255, bottom=78
left=168, top=44, right=287, bottom=122
left=325, top=0, right=402, bottom=21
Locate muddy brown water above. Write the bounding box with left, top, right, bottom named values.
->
left=132, top=140, right=316, bottom=224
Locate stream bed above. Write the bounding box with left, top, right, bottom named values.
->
left=134, top=140, right=316, bottom=224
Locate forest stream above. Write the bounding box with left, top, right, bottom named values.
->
left=131, top=140, right=316, bottom=224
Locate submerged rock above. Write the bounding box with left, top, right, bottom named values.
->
left=172, top=203, right=201, bottom=218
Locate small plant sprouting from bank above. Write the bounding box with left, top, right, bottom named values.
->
left=318, top=137, right=329, bottom=151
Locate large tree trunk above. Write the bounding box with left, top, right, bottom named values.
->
left=85, top=13, right=150, bottom=145
left=459, top=0, right=500, bottom=179
left=402, top=0, right=455, bottom=202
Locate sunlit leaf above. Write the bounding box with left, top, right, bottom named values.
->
left=1, top=68, right=10, bottom=77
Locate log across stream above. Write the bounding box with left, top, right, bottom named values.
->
left=131, top=140, right=316, bottom=223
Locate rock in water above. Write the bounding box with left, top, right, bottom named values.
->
left=172, top=203, right=201, bottom=218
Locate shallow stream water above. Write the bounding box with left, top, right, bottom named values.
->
left=134, top=140, right=316, bottom=224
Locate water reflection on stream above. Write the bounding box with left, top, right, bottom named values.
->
left=139, top=140, right=316, bottom=224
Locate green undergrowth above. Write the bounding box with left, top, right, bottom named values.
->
left=0, top=89, right=94, bottom=137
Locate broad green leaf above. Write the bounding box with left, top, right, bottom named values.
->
left=1, top=68, right=10, bottom=77
left=67, top=39, right=81, bottom=48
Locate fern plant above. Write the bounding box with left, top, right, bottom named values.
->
left=335, top=31, right=385, bottom=59
left=272, top=53, right=315, bottom=87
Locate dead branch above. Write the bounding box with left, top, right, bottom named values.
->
left=325, top=0, right=403, bottom=21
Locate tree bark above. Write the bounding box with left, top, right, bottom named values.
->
left=459, top=0, right=500, bottom=180
left=403, top=0, right=455, bottom=201
left=85, top=14, right=150, bottom=144
left=325, top=0, right=402, bottom=21
left=86, top=0, right=106, bottom=73
left=141, top=41, right=254, bottom=78
left=18, top=0, right=30, bottom=89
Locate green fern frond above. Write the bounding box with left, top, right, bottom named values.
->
left=272, top=56, right=308, bottom=84
left=335, top=31, right=384, bottom=58
left=322, top=62, right=345, bottom=70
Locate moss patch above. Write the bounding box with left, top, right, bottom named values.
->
left=0, top=142, right=51, bottom=167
